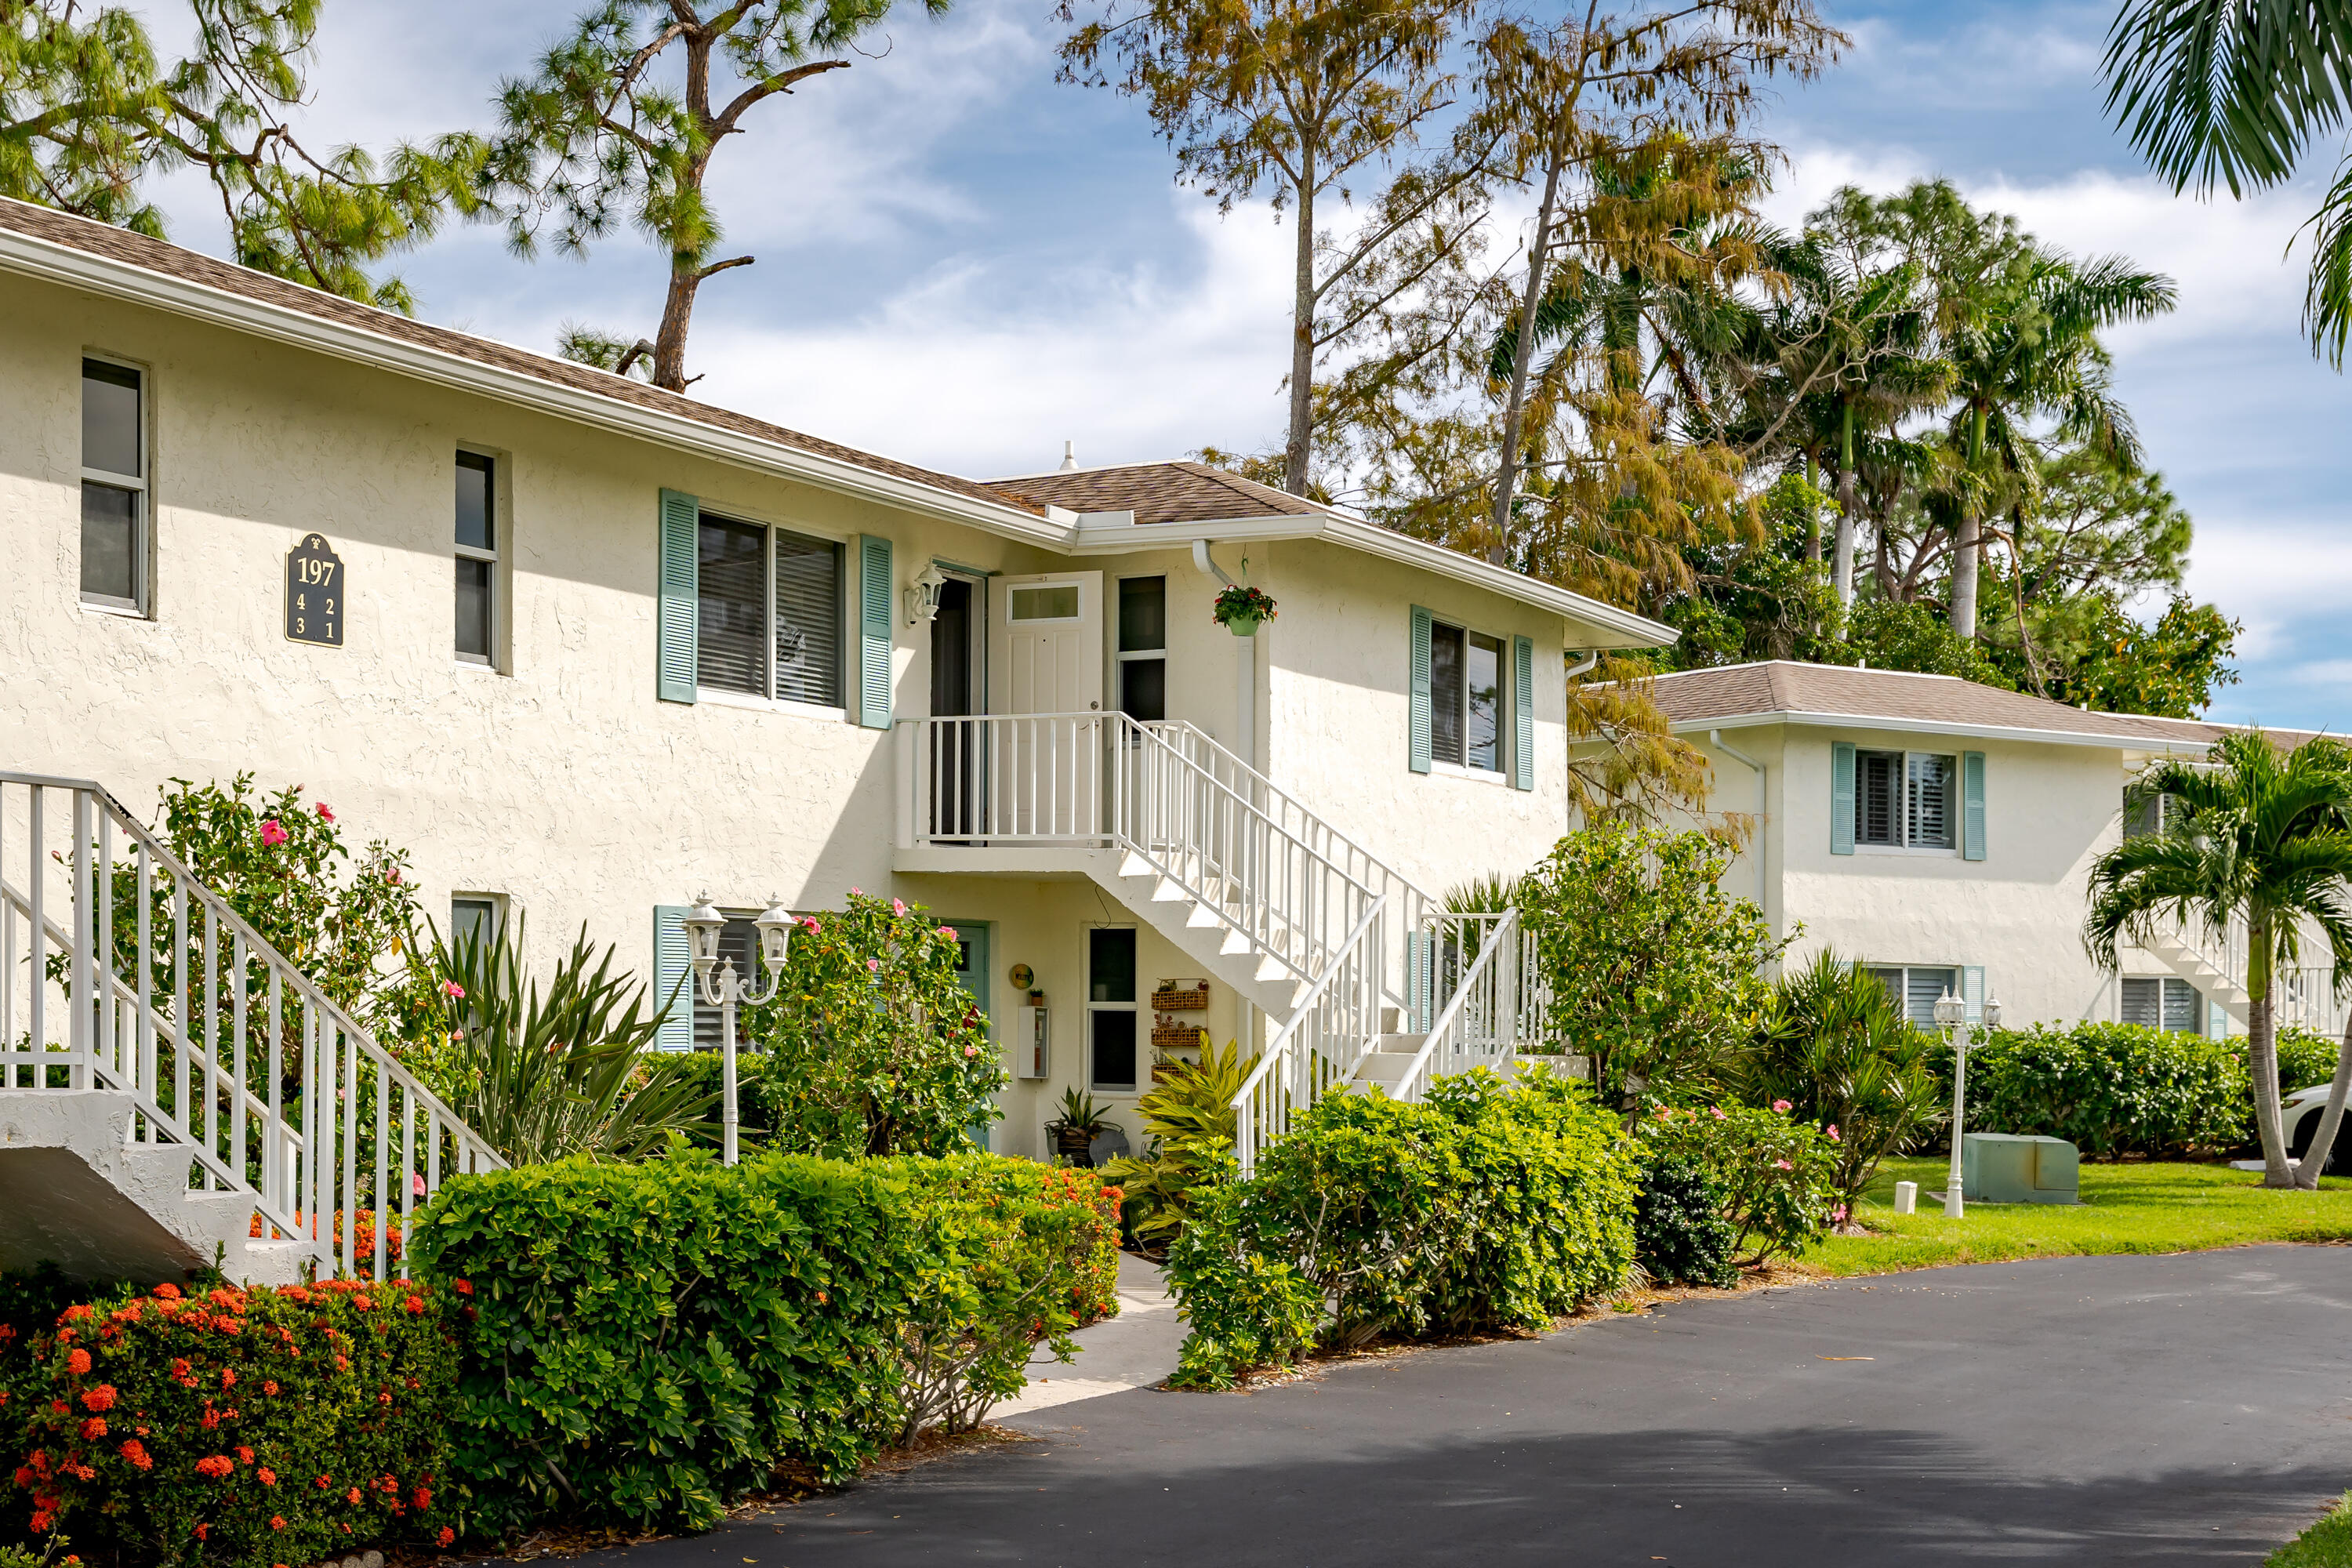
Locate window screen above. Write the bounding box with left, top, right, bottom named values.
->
left=1466, top=632, right=1503, bottom=772
left=81, top=359, right=144, bottom=608
left=450, top=897, right=499, bottom=949
left=1429, top=623, right=1465, bottom=766
left=772, top=528, right=843, bottom=706
left=697, top=515, right=768, bottom=695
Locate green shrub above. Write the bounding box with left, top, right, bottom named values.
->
left=1636, top=1102, right=1838, bottom=1261
left=1164, top=1069, right=1635, bottom=1389
left=2278, top=1026, right=2344, bottom=1099
left=1099, top=1038, right=1253, bottom=1254
left=1749, top=951, right=1945, bottom=1211
left=411, top=1149, right=1117, bottom=1534
left=8, top=1278, right=458, bottom=1568
left=739, top=893, right=1007, bottom=1158
left=1939, top=1024, right=2249, bottom=1159
left=1634, top=1154, right=1738, bottom=1288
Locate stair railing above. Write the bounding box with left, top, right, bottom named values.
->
left=1230, top=893, right=1387, bottom=1177
left=1, top=772, right=504, bottom=1279
left=1388, top=910, right=1521, bottom=1105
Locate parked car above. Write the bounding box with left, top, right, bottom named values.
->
left=2285, top=1083, right=2348, bottom=1176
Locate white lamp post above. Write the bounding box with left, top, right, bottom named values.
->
left=1936, top=987, right=2002, bottom=1218
left=682, top=893, right=794, bottom=1165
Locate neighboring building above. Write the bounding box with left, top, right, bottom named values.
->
left=0, top=195, right=1668, bottom=1176
left=1643, top=660, right=2337, bottom=1036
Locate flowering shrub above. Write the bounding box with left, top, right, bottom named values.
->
left=1633, top=1153, right=1738, bottom=1288
left=412, top=1149, right=1119, bottom=1534
left=737, top=891, right=1007, bottom=1158
left=1635, top=1102, right=1838, bottom=1261
left=1165, top=1068, right=1636, bottom=1389
left=6, top=1277, right=457, bottom=1568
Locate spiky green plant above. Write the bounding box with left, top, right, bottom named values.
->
left=1100, top=1038, right=1258, bottom=1254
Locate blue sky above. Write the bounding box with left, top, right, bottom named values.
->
left=137, top=0, right=2352, bottom=727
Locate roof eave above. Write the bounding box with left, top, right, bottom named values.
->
left=1671, top=710, right=2212, bottom=753
left=0, top=223, right=1071, bottom=550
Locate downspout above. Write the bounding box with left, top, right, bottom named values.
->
left=1192, top=541, right=1252, bottom=770
left=1564, top=650, right=1599, bottom=683
left=1709, top=728, right=1769, bottom=930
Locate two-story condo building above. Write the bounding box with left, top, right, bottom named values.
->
left=1645, top=660, right=2338, bottom=1040
left=0, top=195, right=1673, bottom=1186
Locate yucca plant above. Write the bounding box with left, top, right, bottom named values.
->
left=1101, top=1038, right=1257, bottom=1254
left=412, top=916, right=712, bottom=1166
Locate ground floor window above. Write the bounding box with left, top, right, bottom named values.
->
left=1864, top=964, right=1959, bottom=1029
left=1088, top=926, right=1138, bottom=1092
left=2121, top=975, right=2201, bottom=1034
left=450, top=895, right=503, bottom=949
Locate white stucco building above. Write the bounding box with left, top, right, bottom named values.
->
left=1645, top=660, right=2336, bottom=1037
left=0, top=195, right=1674, bottom=1175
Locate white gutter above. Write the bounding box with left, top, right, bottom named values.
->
left=1680, top=710, right=2212, bottom=755
left=1709, top=730, right=1769, bottom=920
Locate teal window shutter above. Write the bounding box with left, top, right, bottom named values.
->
left=1511, top=635, right=1535, bottom=792
left=1831, top=742, right=1856, bottom=855
left=1407, top=930, right=1434, bottom=1030
left=1962, top=965, right=1985, bottom=1025
left=858, top=535, right=893, bottom=730
left=1962, top=750, right=1987, bottom=862
left=656, top=490, right=699, bottom=704
left=1408, top=606, right=1433, bottom=774
left=652, top=905, right=692, bottom=1052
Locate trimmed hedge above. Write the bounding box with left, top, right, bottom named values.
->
left=1933, top=1023, right=2347, bottom=1160
left=410, top=1149, right=1117, bottom=1534
left=1165, top=1069, right=1636, bottom=1389
left=7, top=1278, right=458, bottom=1568
left=1633, top=1154, right=1737, bottom=1288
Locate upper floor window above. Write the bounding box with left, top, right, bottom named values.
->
left=1117, top=575, right=1166, bottom=722
left=698, top=514, right=844, bottom=706
left=456, top=452, right=498, bottom=663
left=1431, top=620, right=1505, bottom=772
left=2123, top=792, right=2173, bottom=839
left=1857, top=748, right=1955, bottom=850
left=81, top=358, right=147, bottom=612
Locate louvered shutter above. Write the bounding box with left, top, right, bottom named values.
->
left=652, top=905, right=692, bottom=1052
left=858, top=535, right=893, bottom=729
left=1962, top=750, right=1987, bottom=862
left=1409, top=607, right=1433, bottom=774
left=1831, top=742, right=1856, bottom=855
left=656, top=490, right=699, bottom=703
left=1512, top=635, right=1534, bottom=791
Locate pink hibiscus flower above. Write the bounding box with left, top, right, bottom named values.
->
left=259, top=819, right=289, bottom=848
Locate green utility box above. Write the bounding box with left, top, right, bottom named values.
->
left=1962, top=1133, right=2082, bottom=1204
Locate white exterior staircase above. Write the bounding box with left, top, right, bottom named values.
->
left=2143, top=914, right=2343, bottom=1036
left=895, top=714, right=1545, bottom=1171
left=1, top=771, right=503, bottom=1287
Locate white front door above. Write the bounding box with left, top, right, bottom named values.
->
left=989, top=572, right=1105, bottom=837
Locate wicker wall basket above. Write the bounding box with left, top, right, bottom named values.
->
left=1152, top=1025, right=1207, bottom=1051
left=1151, top=985, right=1210, bottom=1012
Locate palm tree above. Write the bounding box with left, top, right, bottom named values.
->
left=2084, top=733, right=2352, bottom=1187
left=2103, top=1, right=2352, bottom=362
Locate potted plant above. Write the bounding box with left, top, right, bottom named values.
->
left=1047, top=1087, right=1114, bottom=1165
left=1212, top=583, right=1278, bottom=637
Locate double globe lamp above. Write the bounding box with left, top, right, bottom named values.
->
left=682, top=894, right=796, bottom=1165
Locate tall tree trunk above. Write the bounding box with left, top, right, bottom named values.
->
left=2292, top=1018, right=2352, bottom=1189
left=2248, top=931, right=2296, bottom=1186
left=1283, top=160, right=1318, bottom=498
left=1803, top=454, right=1822, bottom=563
left=1950, top=508, right=1980, bottom=638
left=1490, top=152, right=1566, bottom=567
left=1832, top=405, right=1857, bottom=606
left=652, top=256, right=702, bottom=393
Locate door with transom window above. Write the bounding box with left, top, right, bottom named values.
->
left=988, top=572, right=1104, bottom=837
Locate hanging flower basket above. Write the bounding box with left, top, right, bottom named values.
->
left=1213, top=583, right=1278, bottom=637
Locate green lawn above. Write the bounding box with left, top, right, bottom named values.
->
left=1799, top=1156, right=2352, bottom=1277
left=2271, top=1495, right=2352, bottom=1567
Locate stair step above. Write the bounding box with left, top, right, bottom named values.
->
left=1351, top=1050, right=1423, bottom=1084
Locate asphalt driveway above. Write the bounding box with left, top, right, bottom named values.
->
left=589, top=1245, right=2352, bottom=1566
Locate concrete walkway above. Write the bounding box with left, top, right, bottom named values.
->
left=991, top=1250, right=1182, bottom=1418
left=590, top=1244, right=2352, bottom=1566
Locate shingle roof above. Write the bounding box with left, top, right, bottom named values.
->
left=987, top=460, right=1327, bottom=526
left=1646, top=661, right=2246, bottom=746
left=0, top=196, right=1033, bottom=515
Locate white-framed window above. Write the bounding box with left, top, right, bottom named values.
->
left=455, top=451, right=499, bottom=664
left=450, top=894, right=504, bottom=949
left=81, top=356, right=147, bottom=612
left=698, top=512, right=844, bottom=706
left=1864, top=964, right=1960, bottom=1029
left=1087, top=924, right=1139, bottom=1093
left=1431, top=619, right=1506, bottom=773
left=2122, top=792, right=2173, bottom=840
left=1116, top=575, right=1166, bottom=721
left=2121, top=976, right=2201, bottom=1034
left=1856, top=748, right=1957, bottom=851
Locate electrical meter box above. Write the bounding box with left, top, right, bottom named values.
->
left=1016, top=1006, right=1049, bottom=1080
left=1962, top=1133, right=2081, bottom=1204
